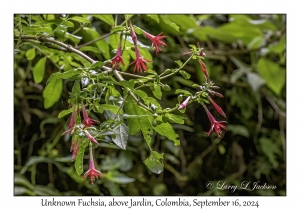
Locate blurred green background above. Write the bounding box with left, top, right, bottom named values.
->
left=14, top=14, right=286, bottom=196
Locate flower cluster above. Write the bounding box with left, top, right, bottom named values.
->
left=179, top=46, right=227, bottom=137
left=109, top=22, right=167, bottom=73
left=62, top=102, right=103, bottom=184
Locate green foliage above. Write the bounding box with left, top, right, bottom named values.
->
left=14, top=14, right=285, bottom=196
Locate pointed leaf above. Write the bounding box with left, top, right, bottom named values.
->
left=79, top=46, right=104, bottom=53
left=257, top=58, right=285, bottom=95
left=144, top=151, right=164, bottom=174
left=75, top=139, right=89, bottom=176
left=165, top=113, right=186, bottom=124
left=146, top=15, right=160, bottom=23
left=58, top=108, right=73, bottom=119
left=43, top=79, right=63, bottom=109
left=69, top=16, right=90, bottom=24
left=105, top=171, right=135, bottom=184
left=174, top=89, right=192, bottom=96
left=153, top=122, right=180, bottom=146
left=47, top=69, right=82, bottom=83
left=152, top=83, right=162, bottom=100
left=26, top=48, right=35, bottom=60
left=112, top=123, right=128, bottom=150
left=93, top=14, right=114, bottom=26
left=32, top=57, right=46, bottom=83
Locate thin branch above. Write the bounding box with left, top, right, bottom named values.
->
left=265, top=95, right=286, bottom=118
left=76, top=32, right=113, bottom=49
left=18, top=35, right=96, bottom=64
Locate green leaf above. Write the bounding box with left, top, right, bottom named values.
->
left=93, top=14, right=114, bottom=26
left=69, top=16, right=90, bottom=24
left=159, top=15, right=180, bottom=32
left=105, top=171, right=135, bottom=184
left=75, top=139, right=89, bottom=176
left=174, top=89, right=192, bottom=96
left=89, top=61, right=105, bottom=70
left=167, top=15, right=197, bottom=31
left=100, top=104, right=122, bottom=115
left=144, top=151, right=164, bottom=174
left=111, top=25, right=125, bottom=33
left=227, top=124, right=250, bottom=137
left=121, top=114, right=150, bottom=119
left=26, top=48, right=35, bottom=60
left=23, top=26, right=53, bottom=35
left=47, top=69, right=82, bottom=83
left=179, top=70, right=191, bottom=79
left=82, top=27, right=110, bottom=59
left=268, top=35, right=286, bottom=54
left=112, top=123, right=128, bottom=150
left=124, top=96, right=153, bottom=136
left=247, top=36, right=263, bottom=50
left=120, top=80, right=135, bottom=90
left=165, top=113, right=186, bottom=124
left=144, top=97, right=162, bottom=110
left=260, top=137, right=281, bottom=168
left=65, top=32, right=82, bottom=44
left=175, top=60, right=183, bottom=67
left=146, top=15, right=160, bottom=23
left=109, top=33, right=119, bottom=49
left=133, top=26, right=144, bottom=35
left=79, top=46, right=104, bottom=53
left=153, top=122, right=180, bottom=146
left=32, top=57, right=46, bottom=83
left=43, top=79, right=63, bottom=109
left=152, top=83, right=162, bottom=100
left=58, top=108, right=73, bottom=119
left=257, top=58, right=285, bottom=95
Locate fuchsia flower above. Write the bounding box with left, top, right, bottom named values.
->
left=111, top=45, right=125, bottom=69
left=61, top=105, right=77, bottom=136
left=178, top=96, right=191, bottom=110
left=83, top=151, right=103, bottom=184
left=203, top=106, right=227, bottom=137
left=82, top=102, right=99, bottom=127
left=84, top=130, right=100, bottom=146
left=199, top=59, right=209, bottom=78
left=144, top=31, right=167, bottom=55
left=129, top=22, right=138, bottom=45
left=130, top=46, right=152, bottom=73
left=207, top=96, right=226, bottom=117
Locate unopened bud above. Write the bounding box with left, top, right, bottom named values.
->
left=210, top=86, right=220, bottom=89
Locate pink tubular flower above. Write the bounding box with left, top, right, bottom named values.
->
left=207, top=96, right=226, bottom=117
left=130, top=45, right=152, bottom=73
left=144, top=31, right=167, bottom=55
left=82, top=102, right=99, bottom=127
left=84, top=130, right=100, bottom=146
left=83, top=151, right=103, bottom=184
left=178, top=96, right=191, bottom=110
left=71, top=142, right=79, bottom=162
left=199, top=59, right=209, bottom=78
left=129, top=22, right=138, bottom=45
left=61, top=105, right=78, bottom=136
left=203, top=106, right=227, bottom=137
left=111, top=45, right=125, bottom=69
